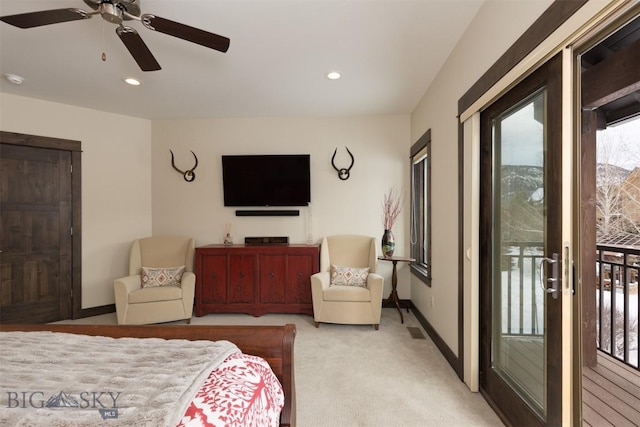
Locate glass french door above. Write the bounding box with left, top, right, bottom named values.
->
left=480, top=53, right=563, bottom=426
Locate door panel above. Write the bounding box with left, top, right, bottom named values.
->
left=260, top=254, right=286, bottom=304
left=228, top=255, right=255, bottom=304
left=480, top=53, right=563, bottom=426
left=286, top=254, right=313, bottom=304
left=0, top=144, right=72, bottom=323
left=492, top=89, right=547, bottom=413
left=201, top=255, right=228, bottom=304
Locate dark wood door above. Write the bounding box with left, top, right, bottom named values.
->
left=479, top=53, right=564, bottom=426
left=1, top=143, right=73, bottom=323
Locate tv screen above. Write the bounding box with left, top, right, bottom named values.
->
left=222, top=154, right=311, bottom=207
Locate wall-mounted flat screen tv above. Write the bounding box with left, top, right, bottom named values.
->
left=222, top=154, right=311, bottom=207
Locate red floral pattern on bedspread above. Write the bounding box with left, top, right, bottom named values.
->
left=177, top=353, right=284, bottom=427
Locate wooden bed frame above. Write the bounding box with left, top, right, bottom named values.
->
left=0, top=323, right=296, bottom=427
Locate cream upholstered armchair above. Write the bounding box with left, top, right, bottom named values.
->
left=311, top=235, right=384, bottom=330
left=114, top=236, right=195, bottom=325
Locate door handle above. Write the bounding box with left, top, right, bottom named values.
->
left=539, top=253, right=559, bottom=299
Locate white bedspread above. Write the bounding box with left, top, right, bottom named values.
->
left=0, top=331, right=240, bottom=427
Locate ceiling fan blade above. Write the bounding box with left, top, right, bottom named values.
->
left=0, top=9, right=90, bottom=29
left=116, top=26, right=161, bottom=72
left=141, top=14, right=230, bottom=53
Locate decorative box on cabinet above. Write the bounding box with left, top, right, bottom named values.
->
left=195, top=244, right=320, bottom=316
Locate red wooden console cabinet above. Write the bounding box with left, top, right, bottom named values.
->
left=195, top=244, right=320, bottom=316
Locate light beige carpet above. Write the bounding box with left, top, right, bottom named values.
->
left=60, top=308, right=503, bottom=426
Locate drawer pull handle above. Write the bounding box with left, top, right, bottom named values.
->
left=239, top=272, right=245, bottom=278
left=269, top=272, right=275, bottom=279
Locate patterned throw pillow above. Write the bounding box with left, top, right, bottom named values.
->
left=141, top=266, right=185, bottom=288
left=329, top=264, right=370, bottom=287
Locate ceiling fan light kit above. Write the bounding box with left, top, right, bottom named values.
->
left=0, top=0, right=230, bottom=72
left=123, top=77, right=142, bottom=86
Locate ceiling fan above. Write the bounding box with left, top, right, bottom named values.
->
left=0, top=0, right=230, bottom=72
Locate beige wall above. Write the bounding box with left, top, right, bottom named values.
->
left=0, top=93, right=152, bottom=308
left=0, top=95, right=411, bottom=306
left=151, top=115, right=411, bottom=298
left=409, top=0, right=553, bottom=356
left=0, top=93, right=410, bottom=307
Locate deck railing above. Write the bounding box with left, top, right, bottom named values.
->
left=501, top=242, right=544, bottom=336
left=596, top=244, right=639, bottom=370
left=501, top=243, right=639, bottom=370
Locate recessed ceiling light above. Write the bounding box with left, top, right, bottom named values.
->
left=123, top=77, right=142, bottom=86
left=4, top=74, right=25, bottom=85
left=326, top=71, right=341, bottom=80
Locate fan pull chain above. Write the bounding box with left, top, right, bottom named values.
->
left=101, top=20, right=107, bottom=62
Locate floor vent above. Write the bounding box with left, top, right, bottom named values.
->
left=407, top=326, right=425, bottom=339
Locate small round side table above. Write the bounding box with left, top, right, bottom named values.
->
left=378, top=255, right=415, bottom=323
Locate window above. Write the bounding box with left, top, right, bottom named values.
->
left=410, top=129, right=431, bottom=286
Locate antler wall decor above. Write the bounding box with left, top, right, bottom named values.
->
left=331, top=146, right=355, bottom=180
left=170, top=150, right=198, bottom=182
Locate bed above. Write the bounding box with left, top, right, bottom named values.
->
left=0, top=323, right=296, bottom=427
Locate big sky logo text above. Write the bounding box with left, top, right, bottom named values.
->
left=6, top=391, right=121, bottom=409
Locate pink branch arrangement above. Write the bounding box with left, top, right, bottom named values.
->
left=382, top=187, right=403, bottom=231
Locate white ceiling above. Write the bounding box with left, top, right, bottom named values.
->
left=0, top=0, right=483, bottom=120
